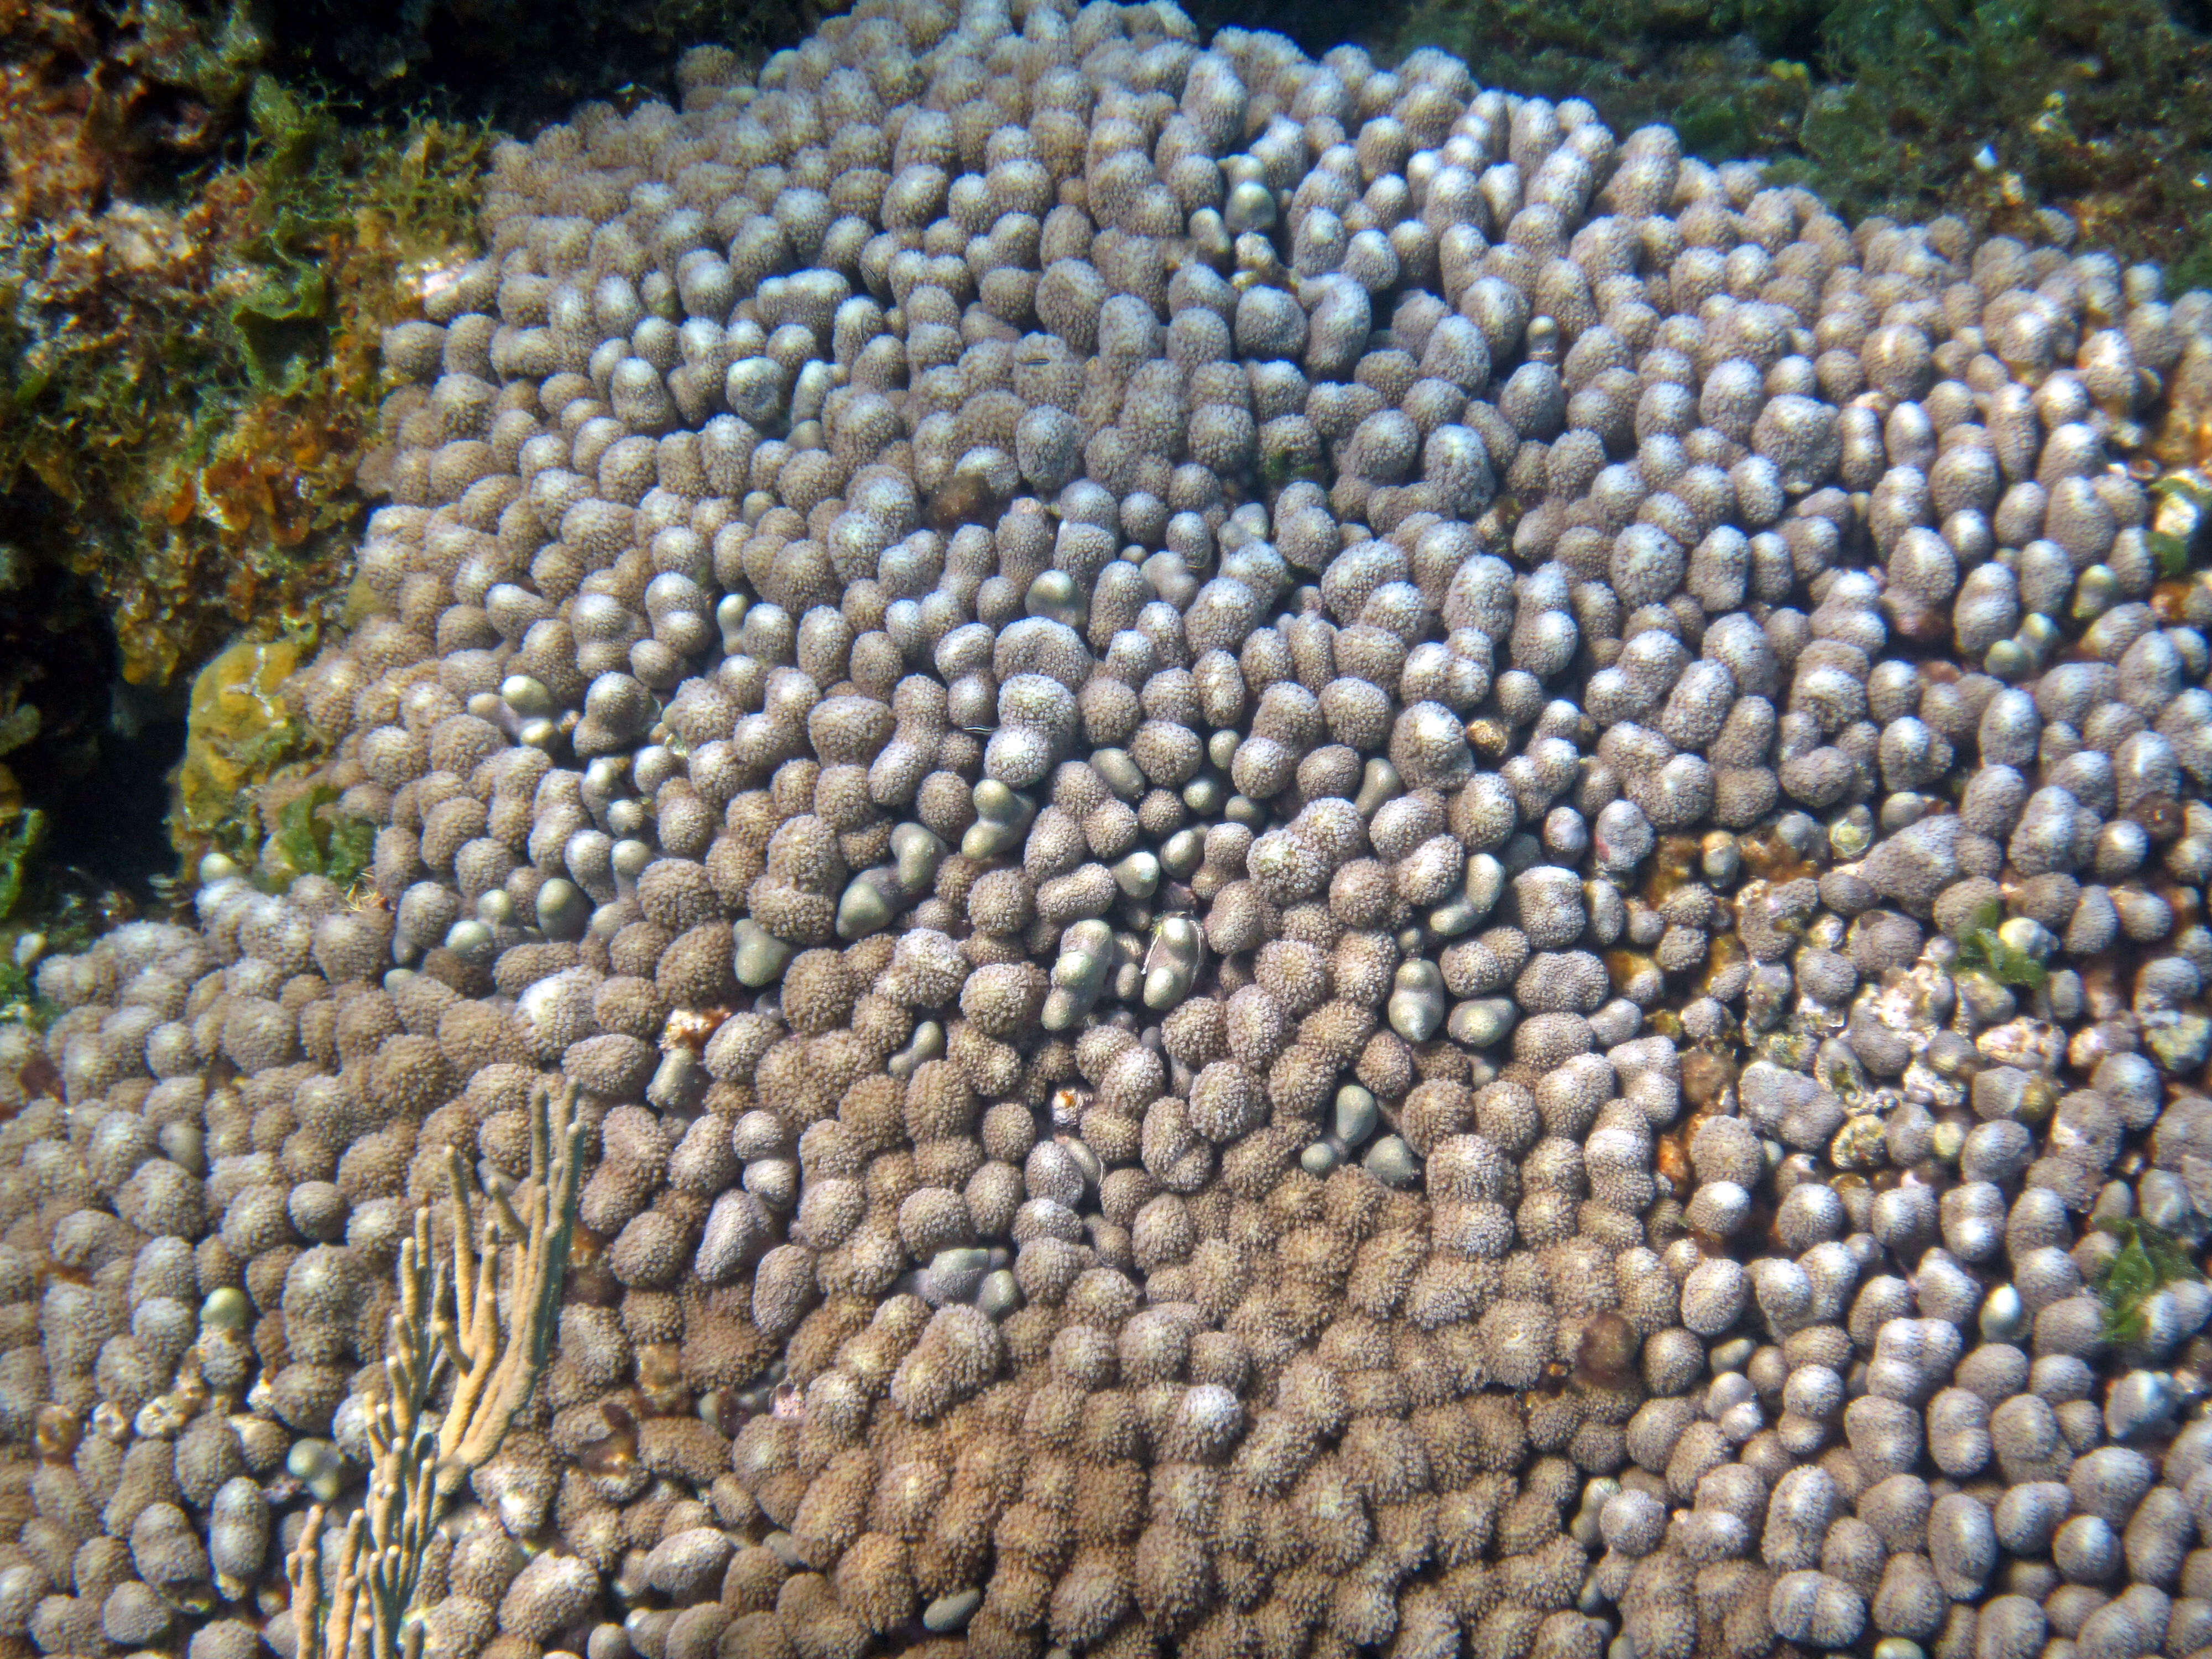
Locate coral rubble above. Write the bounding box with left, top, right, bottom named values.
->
left=6, top=4, right=2212, bottom=1659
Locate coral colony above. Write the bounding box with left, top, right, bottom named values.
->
left=8, top=2, right=2212, bottom=1658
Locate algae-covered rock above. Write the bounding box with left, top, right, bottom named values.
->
left=168, top=636, right=309, bottom=869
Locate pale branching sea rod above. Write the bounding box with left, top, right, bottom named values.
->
left=9, top=3, right=2212, bottom=1658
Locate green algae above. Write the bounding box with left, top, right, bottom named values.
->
left=1954, top=901, right=2050, bottom=990
left=0, top=811, right=85, bottom=1033
left=258, top=785, right=376, bottom=895
left=0, top=812, right=46, bottom=941
left=2151, top=474, right=2212, bottom=579
left=2093, top=1217, right=2205, bottom=1347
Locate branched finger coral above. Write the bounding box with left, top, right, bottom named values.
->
left=434, top=1079, right=586, bottom=1487
left=285, top=1222, right=442, bottom=1659
left=288, top=1079, right=582, bottom=1659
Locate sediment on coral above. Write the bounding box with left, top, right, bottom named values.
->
left=5, top=5, right=2212, bottom=1659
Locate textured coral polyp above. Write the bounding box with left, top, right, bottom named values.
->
left=8, top=3, right=2212, bottom=1659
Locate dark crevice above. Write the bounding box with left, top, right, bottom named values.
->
left=262, top=0, right=825, bottom=133
left=0, top=523, right=186, bottom=911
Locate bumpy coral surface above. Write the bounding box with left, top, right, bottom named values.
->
left=7, top=3, right=2212, bottom=1658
